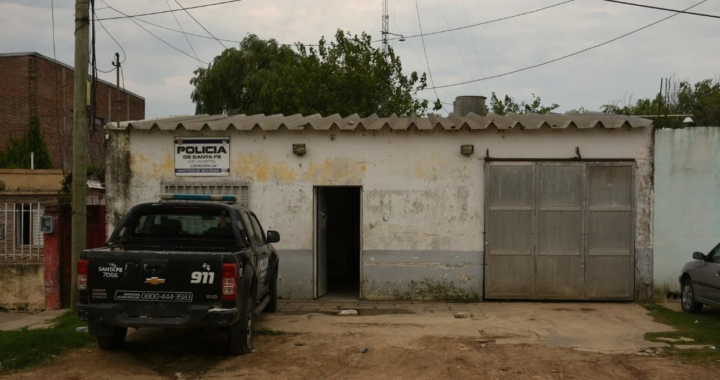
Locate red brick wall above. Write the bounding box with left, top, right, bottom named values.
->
left=0, top=56, right=32, bottom=152
left=0, top=53, right=145, bottom=170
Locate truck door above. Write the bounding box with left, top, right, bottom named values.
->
left=249, top=212, right=271, bottom=287
left=240, top=211, right=270, bottom=298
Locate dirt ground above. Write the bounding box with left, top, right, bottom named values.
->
left=5, top=301, right=720, bottom=380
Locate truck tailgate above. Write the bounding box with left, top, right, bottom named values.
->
left=85, top=250, right=229, bottom=305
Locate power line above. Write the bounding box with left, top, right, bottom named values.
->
left=414, top=0, right=446, bottom=113
left=424, top=0, right=707, bottom=91
left=174, top=0, right=228, bottom=50
left=461, top=0, right=490, bottom=97
left=103, top=5, right=238, bottom=44
left=390, top=0, right=574, bottom=42
left=99, top=0, right=208, bottom=64
left=388, top=11, right=453, bottom=102
left=434, top=0, right=481, bottom=95
left=95, top=13, right=126, bottom=64
left=97, top=0, right=243, bottom=21
left=98, top=0, right=573, bottom=47
left=601, top=0, right=720, bottom=19
left=415, top=97, right=453, bottom=106
left=281, top=0, right=297, bottom=43
left=312, top=0, right=332, bottom=42
left=165, top=0, right=202, bottom=64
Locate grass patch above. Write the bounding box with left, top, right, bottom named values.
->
left=0, top=312, right=93, bottom=374
left=644, top=304, right=720, bottom=363
left=255, top=327, right=287, bottom=336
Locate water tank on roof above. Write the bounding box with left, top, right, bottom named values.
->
left=453, top=96, right=487, bottom=117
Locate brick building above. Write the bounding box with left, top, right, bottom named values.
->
left=0, top=52, right=145, bottom=170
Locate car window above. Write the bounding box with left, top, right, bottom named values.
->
left=128, top=206, right=234, bottom=240
left=709, top=243, right=720, bottom=263
left=240, top=212, right=258, bottom=243
left=250, top=214, right=266, bottom=243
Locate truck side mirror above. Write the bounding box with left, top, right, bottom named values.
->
left=266, top=230, right=280, bottom=244
left=693, top=252, right=707, bottom=261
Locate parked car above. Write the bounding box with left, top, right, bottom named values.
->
left=679, top=242, right=720, bottom=313
left=76, top=194, right=280, bottom=354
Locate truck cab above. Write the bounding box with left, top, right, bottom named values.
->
left=77, top=194, right=280, bottom=355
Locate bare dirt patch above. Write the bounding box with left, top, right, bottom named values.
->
left=3, top=302, right=717, bottom=379
left=4, top=330, right=719, bottom=380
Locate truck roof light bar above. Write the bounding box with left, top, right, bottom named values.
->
left=158, top=193, right=238, bottom=203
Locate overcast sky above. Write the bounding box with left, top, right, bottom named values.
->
left=1, top=0, right=719, bottom=118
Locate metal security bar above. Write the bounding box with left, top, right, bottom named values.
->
left=1, top=203, right=44, bottom=260
left=160, top=181, right=251, bottom=208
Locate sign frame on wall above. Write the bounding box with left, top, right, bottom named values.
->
left=174, top=137, right=230, bottom=176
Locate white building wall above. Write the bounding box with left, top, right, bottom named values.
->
left=654, top=127, right=720, bottom=295
left=107, top=126, right=653, bottom=300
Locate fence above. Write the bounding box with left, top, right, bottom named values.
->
left=0, top=202, right=45, bottom=260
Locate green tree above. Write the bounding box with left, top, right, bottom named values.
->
left=190, top=31, right=441, bottom=117
left=489, top=92, right=559, bottom=115
left=0, top=118, right=53, bottom=169
left=58, top=165, right=104, bottom=205
left=602, top=77, right=720, bottom=128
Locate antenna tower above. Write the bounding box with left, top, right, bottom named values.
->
left=382, top=0, right=389, bottom=51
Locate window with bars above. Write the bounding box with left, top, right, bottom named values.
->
left=1, top=203, right=45, bottom=260
left=160, top=181, right=251, bottom=208
left=14, top=204, right=44, bottom=246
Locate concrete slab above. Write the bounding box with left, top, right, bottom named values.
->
left=0, top=311, right=31, bottom=328
left=675, top=345, right=713, bottom=350
left=0, top=309, right=68, bottom=331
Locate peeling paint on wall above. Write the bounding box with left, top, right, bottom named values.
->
left=105, top=131, right=132, bottom=227
left=107, top=127, right=653, bottom=300
left=0, top=264, right=45, bottom=311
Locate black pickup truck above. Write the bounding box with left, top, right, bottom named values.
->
left=76, top=194, right=280, bottom=355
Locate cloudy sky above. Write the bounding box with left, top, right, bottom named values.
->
left=1, top=0, right=719, bottom=118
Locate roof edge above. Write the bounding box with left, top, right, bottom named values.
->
left=0, top=51, right=145, bottom=101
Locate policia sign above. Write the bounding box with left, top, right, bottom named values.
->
left=174, top=137, right=230, bottom=176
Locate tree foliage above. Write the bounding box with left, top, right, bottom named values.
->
left=58, top=165, right=105, bottom=205
left=602, top=77, right=720, bottom=128
left=489, top=92, right=559, bottom=116
left=0, top=118, right=53, bottom=169
left=190, top=31, right=441, bottom=117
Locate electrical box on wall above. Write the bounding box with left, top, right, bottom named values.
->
left=40, top=216, right=54, bottom=233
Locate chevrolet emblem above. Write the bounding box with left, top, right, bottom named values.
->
left=144, top=277, right=166, bottom=285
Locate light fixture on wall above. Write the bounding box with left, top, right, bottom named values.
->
left=461, top=144, right=474, bottom=156
left=293, top=144, right=306, bottom=156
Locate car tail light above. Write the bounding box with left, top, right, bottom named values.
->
left=78, top=259, right=89, bottom=291
left=222, top=263, right=238, bottom=301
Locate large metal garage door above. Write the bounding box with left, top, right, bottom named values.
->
left=484, top=162, right=634, bottom=300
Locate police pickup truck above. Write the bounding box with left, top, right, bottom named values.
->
left=76, top=194, right=280, bottom=355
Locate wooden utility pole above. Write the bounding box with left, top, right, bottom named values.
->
left=70, top=0, right=90, bottom=312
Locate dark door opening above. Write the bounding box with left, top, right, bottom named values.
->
left=316, top=187, right=361, bottom=299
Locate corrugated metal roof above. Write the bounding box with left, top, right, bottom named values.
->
left=107, top=112, right=652, bottom=131
left=87, top=180, right=104, bottom=190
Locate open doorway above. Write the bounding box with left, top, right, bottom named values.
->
left=316, top=187, right=361, bottom=299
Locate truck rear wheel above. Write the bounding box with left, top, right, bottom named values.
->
left=228, top=293, right=255, bottom=355
left=96, top=326, right=128, bottom=349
